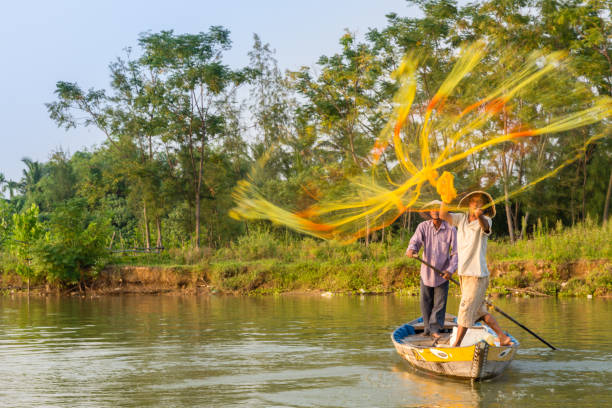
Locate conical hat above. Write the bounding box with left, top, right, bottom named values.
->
left=419, top=200, right=443, bottom=220
left=458, top=191, right=496, bottom=218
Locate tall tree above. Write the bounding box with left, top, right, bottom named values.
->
left=289, top=32, right=389, bottom=173
left=138, top=27, right=251, bottom=247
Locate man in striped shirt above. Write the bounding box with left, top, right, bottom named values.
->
left=406, top=200, right=458, bottom=339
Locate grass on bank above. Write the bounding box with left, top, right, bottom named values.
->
left=489, top=217, right=612, bottom=262
left=103, top=220, right=612, bottom=296
left=2, top=221, right=611, bottom=296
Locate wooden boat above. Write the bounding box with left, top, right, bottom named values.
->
left=391, top=314, right=519, bottom=380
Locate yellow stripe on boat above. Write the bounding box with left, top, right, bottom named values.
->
left=413, top=346, right=476, bottom=362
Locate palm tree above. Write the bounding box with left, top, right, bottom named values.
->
left=3, top=181, right=20, bottom=200
left=20, top=157, right=43, bottom=195
left=0, top=172, right=21, bottom=200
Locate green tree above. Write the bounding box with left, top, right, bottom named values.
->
left=19, top=157, right=44, bottom=209
left=290, top=32, right=389, bottom=173
left=107, top=50, right=176, bottom=249
left=0, top=199, right=13, bottom=249
left=137, top=27, right=252, bottom=247
left=10, top=204, right=43, bottom=292
left=36, top=150, right=77, bottom=213
left=529, top=0, right=611, bottom=225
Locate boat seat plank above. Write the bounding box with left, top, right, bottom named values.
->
left=401, top=333, right=451, bottom=347
left=410, top=322, right=458, bottom=331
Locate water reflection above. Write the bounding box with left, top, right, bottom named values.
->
left=0, top=295, right=610, bottom=407
left=392, top=363, right=480, bottom=407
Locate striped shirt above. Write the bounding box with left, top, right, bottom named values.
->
left=407, top=220, right=458, bottom=287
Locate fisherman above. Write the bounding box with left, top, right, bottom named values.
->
left=439, top=191, right=512, bottom=347
left=406, top=200, right=457, bottom=339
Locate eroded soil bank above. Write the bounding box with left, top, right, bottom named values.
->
left=1, top=259, right=610, bottom=297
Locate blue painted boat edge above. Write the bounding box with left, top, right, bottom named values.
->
left=392, top=324, right=416, bottom=343
left=391, top=316, right=423, bottom=344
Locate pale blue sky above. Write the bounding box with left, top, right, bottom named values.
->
left=0, top=0, right=422, bottom=182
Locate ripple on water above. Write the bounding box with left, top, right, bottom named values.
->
left=0, top=296, right=611, bottom=407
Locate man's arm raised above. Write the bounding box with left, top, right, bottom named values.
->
left=474, top=208, right=491, bottom=234
left=439, top=201, right=453, bottom=225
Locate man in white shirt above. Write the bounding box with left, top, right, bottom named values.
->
left=440, top=191, right=511, bottom=347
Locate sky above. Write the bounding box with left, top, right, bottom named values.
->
left=0, top=0, right=425, bottom=183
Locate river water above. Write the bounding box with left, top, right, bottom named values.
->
left=0, top=294, right=610, bottom=407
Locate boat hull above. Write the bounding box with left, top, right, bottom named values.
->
left=391, top=318, right=519, bottom=380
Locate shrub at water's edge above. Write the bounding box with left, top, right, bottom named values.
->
left=0, top=200, right=111, bottom=290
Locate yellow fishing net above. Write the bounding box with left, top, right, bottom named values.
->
left=230, top=41, right=612, bottom=243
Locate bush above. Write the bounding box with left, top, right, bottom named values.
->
left=493, top=270, right=532, bottom=289
left=209, top=262, right=268, bottom=293
left=9, top=204, right=44, bottom=286
left=560, top=277, right=592, bottom=296
left=226, top=228, right=280, bottom=260
left=536, top=279, right=561, bottom=296
left=586, top=269, right=612, bottom=296
left=379, top=258, right=413, bottom=289
left=168, top=246, right=213, bottom=265
left=33, top=199, right=111, bottom=286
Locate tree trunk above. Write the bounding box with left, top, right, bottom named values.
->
left=156, top=217, right=162, bottom=249
left=194, top=130, right=206, bottom=248
left=512, top=201, right=520, bottom=237
left=570, top=186, right=576, bottom=226
left=500, top=110, right=515, bottom=242
left=195, top=192, right=201, bottom=248
left=108, top=231, right=116, bottom=250
left=143, top=202, right=151, bottom=250
left=209, top=209, right=216, bottom=248
left=570, top=163, right=580, bottom=225
left=520, top=212, right=529, bottom=240
left=503, top=182, right=515, bottom=242
left=603, top=168, right=612, bottom=225
left=581, top=155, right=588, bottom=221
left=408, top=210, right=412, bottom=232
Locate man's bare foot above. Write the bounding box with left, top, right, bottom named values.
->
left=431, top=332, right=441, bottom=339
left=499, top=335, right=512, bottom=346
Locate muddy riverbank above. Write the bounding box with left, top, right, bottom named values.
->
left=2, top=259, right=610, bottom=297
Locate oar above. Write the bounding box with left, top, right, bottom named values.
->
left=414, top=256, right=557, bottom=350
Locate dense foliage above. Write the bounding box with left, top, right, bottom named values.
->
left=0, top=0, right=610, bottom=286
